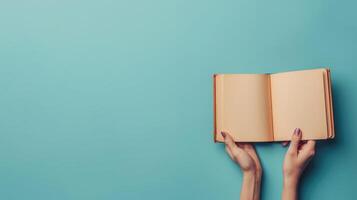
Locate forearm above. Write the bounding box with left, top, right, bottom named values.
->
left=240, top=171, right=261, bottom=200
left=282, top=176, right=299, bottom=200
left=254, top=171, right=262, bottom=200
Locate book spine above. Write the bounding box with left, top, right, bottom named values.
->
left=213, top=74, right=217, bottom=142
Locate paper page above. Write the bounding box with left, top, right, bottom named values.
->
left=215, top=74, right=273, bottom=142
left=270, top=69, right=328, bottom=141
left=323, top=69, right=334, bottom=138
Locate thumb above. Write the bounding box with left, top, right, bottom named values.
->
left=288, top=128, right=302, bottom=154
left=222, top=131, right=246, bottom=159
left=222, top=132, right=240, bottom=152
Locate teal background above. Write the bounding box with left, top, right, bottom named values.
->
left=0, top=0, right=356, bottom=199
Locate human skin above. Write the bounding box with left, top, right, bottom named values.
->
left=281, top=128, right=316, bottom=200
left=222, top=128, right=315, bottom=200
left=221, top=131, right=262, bottom=200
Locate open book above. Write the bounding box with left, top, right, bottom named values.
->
left=213, top=68, right=334, bottom=142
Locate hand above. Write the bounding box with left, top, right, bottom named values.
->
left=282, top=128, right=316, bottom=200
left=221, top=132, right=262, bottom=175
left=283, top=128, right=316, bottom=182
left=222, top=131, right=262, bottom=200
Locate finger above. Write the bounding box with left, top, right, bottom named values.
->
left=299, top=140, right=316, bottom=160
left=281, top=141, right=289, bottom=147
left=238, top=143, right=253, bottom=150
left=222, top=132, right=240, bottom=152
left=239, top=143, right=257, bottom=158
left=225, top=146, right=234, bottom=160
left=237, top=143, right=254, bottom=155
left=299, top=140, right=315, bottom=151
left=288, top=128, right=302, bottom=155
left=221, top=131, right=236, bottom=160
left=222, top=132, right=246, bottom=161
left=305, top=140, right=316, bottom=150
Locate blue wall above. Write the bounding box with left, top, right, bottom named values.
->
left=1, top=1, right=356, bottom=199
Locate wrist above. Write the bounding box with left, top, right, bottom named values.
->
left=255, top=168, right=263, bottom=179
left=243, top=166, right=262, bottom=178
left=282, top=175, right=299, bottom=200
left=243, top=170, right=262, bottom=185
left=283, top=174, right=299, bottom=189
left=242, top=170, right=262, bottom=200
left=241, top=171, right=257, bottom=200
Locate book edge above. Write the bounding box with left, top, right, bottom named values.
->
left=213, top=74, right=218, bottom=143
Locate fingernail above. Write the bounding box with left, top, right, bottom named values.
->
left=221, top=132, right=226, bottom=138
left=294, top=128, right=301, bottom=136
